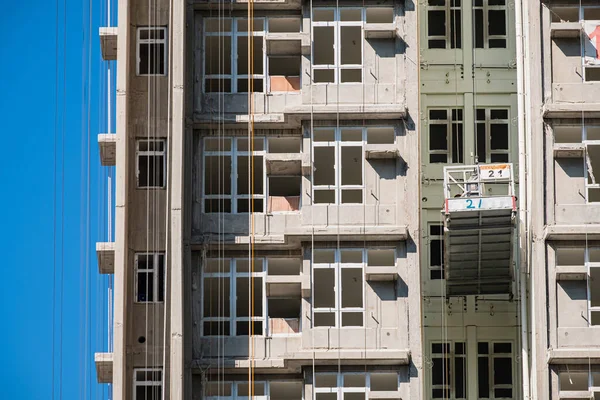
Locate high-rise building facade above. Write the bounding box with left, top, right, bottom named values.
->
left=93, top=0, right=600, bottom=399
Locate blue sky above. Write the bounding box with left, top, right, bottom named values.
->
left=0, top=1, right=113, bottom=399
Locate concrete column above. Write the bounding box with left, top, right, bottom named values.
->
left=169, top=0, right=186, bottom=398
left=113, top=0, right=131, bottom=398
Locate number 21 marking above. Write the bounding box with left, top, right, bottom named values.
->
left=466, top=199, right=483, bottom=209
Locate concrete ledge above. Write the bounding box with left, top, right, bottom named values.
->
left=548, top=348, right=600, bottom=364
left=301, top=274, right=310, bottom=297
left=545, top=225, right=600, bottom=240
left=96, top=242, right=115, bottom=274
left=266, top=275, right=302, bottom=296
left=367, top=392, right=402, bottom=399
left=365, top=266, right=399, bottom=281
left=544, top=103, right=600, bottom=118
left=559, top=390, right=593, bottom=399
left=556, top=265, right=587, bottom=280
left=364, top=23, right=397, bottom=39
left=98, top=134, right=116, bottom=166
left=365, top=144, right=400, bottom=160
left=205, top=226, right=409, bottom=247
left=266, top=33, right=304, bottom=55
left=551, top=22, right=582, bottom=38
left=265, top=153, right=310, bottom=175
left=285, top=104, right=407, bottom=120
left=95, top=352, right=113, bottom=383
left=554, top=143, right=585, bottom=158
left=193, top=349, right=410, bottom=373
left=99, top=27, right=117, bottom=61
left=191, top=0, right=302, bottom=10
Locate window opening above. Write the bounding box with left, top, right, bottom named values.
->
left=474, top=0, right=507, bottom=49
left=268, top=56, right=301, bottom=92
left=585, top=126, right=600, bottom=203
left=312, top=8, right=364, bottom=84
left=312, top=249, right=365, bottom=327
left=586, top=247, right=600, bottom=325
left=429, top=224, right=445, bottom=280
left=366, top=127, right=395, bottom=145
left=201, top=258, right=265, bottom=336
left=204, top=18, right=265, bottom=93
left=268, top=176, right=301, bottom=212
left=137, top=139, right=166, bottom=188
left=477, top=341, right=514, bottom=399
left=429, top=109, right=464, bottom=164
left=133, top=368, right=163, bottom=400
left=137, top=27, right=167, bottom=76
left=203, top=137, right=265, bottom=213
left=475, top=108, right=510, bottom=163
left=313, top=127, right=366, bottom=204
left=135, top=253, right=165, bottom=303
left=366, top=7, right=394, bottom=24
left=427, top=0, right=461, bottom=49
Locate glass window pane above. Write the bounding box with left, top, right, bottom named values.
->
left=341, top=146, right=362, bottom=185
left=314, top=269, right=335, bottom=308
left=340, top=26, right=362, bottom=65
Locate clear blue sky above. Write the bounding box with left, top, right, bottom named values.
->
left=0, top=1, right=113, bottom=399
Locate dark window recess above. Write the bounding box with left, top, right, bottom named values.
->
left=139, top=42, right=165, bottom=75
left=451, top=123, right=464, bottom=163
left=455, top=356, right=466, bottom=399
left=477, top=123, right=487, bottom=163
left=489, top=10, right=506, bottom=48
left=203, top=321, right=230, bottom=336
left=136, top=385, right=162, bottom=400
left=430, top=224, right=444, bottom=236
left=478, top=356, right=490, bottom=398
left=430, top=222, right=445, bottom=280
left=450, top=9, right=461, bottom=49
left=139, top=154, right=165, bottom=188
left=428, top=10, right=446, bottom=49
left=474, top=9, right=484, bottom=48
left=204, top=199, right=232, bottom=213
left=431, top=110, right=448, bottom=120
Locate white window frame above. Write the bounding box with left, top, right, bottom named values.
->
left=136, top=27, right=168, bottom=76
left=428, top=108, right=464, bottom=164
left=203, top=17, right=266, bottom=93
left=136, top=139, right=166, bottom=189
left=473, top=0, right=508, bottom=49
left=314, top=372, right=399, bottom=399
left=312, top=127, right=366, bottom=205
left=134, top=253, right=165, bottom=303
left=477, top=341, right=514, bottom=400
left=133, top=368, right=163, bottom=400
left=200, top=258, right=267, bottom=336
left=312, top=248, right=366, bottom=328
left=475, top=108, right=510, bottom=164
left=202, top=137, right=267, bottom=213
left=426, top=0, right=461, bottom=50
left=584, top=126, right=600, bottom=203
left=429, top=341, right=466, bottom=400
left=311, top=7, right=364, bottom=84
left=586, top=247, right=600, bottom=324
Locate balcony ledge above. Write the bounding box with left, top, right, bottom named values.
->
left=365, top=266, right=399, bottom=281
left=365, top=144, right=401, bottom=160
left=99, top=27, right=117, bottom=61
left=548, top=348, right=600, bottom=364
left=556, top=265, right=587, bottom=280
left=550, top=22, right=582, bottom=38
left=95, top=352, right=113, bottom=383
left=265, top=153, right=311, bottom=175
left=98, top=134, right=116, bottom=166
left=364, top=23, right=397, bottom=39
left=544, top=225, right=600, bottom=241
left=554, top=143, right=585, bottom=158
left=96, top=242, right=115, bottom=274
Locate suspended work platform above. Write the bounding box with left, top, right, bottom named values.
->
left=442, top=164, right=517, bottom=296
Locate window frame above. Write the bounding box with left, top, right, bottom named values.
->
left=136, top=27, right=168, bottom=77
left=136, top=139, right=167, bottom=189
left=312, top=127, right=366, bottom=205
left=477, top=341, right=514, bottom=399
left=312, top=248, right=367, bottom=328
left=429, top=341, right=467, bottom=400
left=134, top=253, right=165, bottom=303
left=133, top=368, right=163, bottom=400
left=428, top=108, right=464, bottom=164
left=426, top=0, right=462, bottom=50
left=586, top=247, right=600, bottom=324
left=475, top=108, right=511, bottom=164
left=202, top=137, right=267, bottom=213
left=200, top=258, right=267, bottom=337
left=473, top=0, right=508, bottom=49
left=311, top=7, right=365, bottom=84
left=584, top=126, right=600, bottom=203
left=203, top=17, right=267, bottom=93
left=314, top=372, right=399, bottom=399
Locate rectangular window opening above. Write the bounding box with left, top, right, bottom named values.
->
left=137, top=139, right=166, bottom=188
left=137, top=27, right=167, bottom=76
left=268, top=176, right=300, bottom=212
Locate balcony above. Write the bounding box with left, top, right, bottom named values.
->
left=550, top=22, right=582, bottom=38
left=96, top=242, right=115, bottom=274
left=265, top=152, right=310, bottom=175
left=94, top=352, right=113, bottom=383
left=97, top=134, right=116, bottom=166
left=99, top=27, right=117, bottom=61
left=364, top=23, right=397, bottom=39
